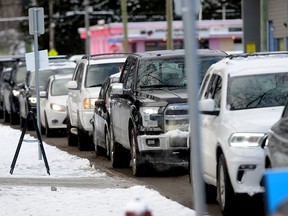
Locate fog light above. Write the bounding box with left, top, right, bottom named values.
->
left=146, top=139, right=160, bottom=147
left=239, top=164, right=256, bottom=170
left=52, top=119, right=58, bottom=124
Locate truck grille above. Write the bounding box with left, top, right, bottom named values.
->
left=164, top=103, right=189, bottom=132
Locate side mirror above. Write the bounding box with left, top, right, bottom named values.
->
left=94, top=99, right=105, bottom=108
left=67, top=80, right=78, bottom=90
left=110, top=83, right=124, bottom=96
left=39, top=91, right=47, bottom=98
left=199, top=98, right=220, bottom=115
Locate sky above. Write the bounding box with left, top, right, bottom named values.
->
left=0, top=124, right=195, bottom=216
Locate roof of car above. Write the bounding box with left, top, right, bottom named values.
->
left=82, top=53, right=129, bottom=64
left=210, top=51, right=288, bottom=77
left=51, top=74, right=73, bottom=80
left=132, top=49, right=227, bottom=60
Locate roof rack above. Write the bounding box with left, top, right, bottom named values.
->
left=82, top=52, right=132, bottom=60
left=227, top=51, right=288, bottom=59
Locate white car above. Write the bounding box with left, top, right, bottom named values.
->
left=66, top=54, right=127, bottom=151
left=197, top=52, right=288, bottom=215
left=39, top=74, right=72, bottom=137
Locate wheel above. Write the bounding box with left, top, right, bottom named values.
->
left=105, top=127, right=111, bottom=159
left=67, top=117, right=77, bottom=146
left=45, top=114, right=54, bottom=137
left=131, top=127, right=144, bottom=176
left=77, top=128, right=91, bottom=151
left=110, top=125, right=130, bottom=168
left=10, top=110, right=19, bottom=125
left=3, top=108, right=10, bottom=123
left=217, top=154, right=236, bottom=216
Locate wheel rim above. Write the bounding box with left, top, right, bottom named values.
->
left=219, top=163, right=226, bottom=209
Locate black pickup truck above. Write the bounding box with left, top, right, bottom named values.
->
left=109, top=49, right=227, bottom=176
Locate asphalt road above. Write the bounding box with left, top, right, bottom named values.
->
left=2, top=119, right=266, bottom=216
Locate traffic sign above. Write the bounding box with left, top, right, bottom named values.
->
left=28, top=7, right=44, bottom=35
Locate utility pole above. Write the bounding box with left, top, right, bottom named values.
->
left=84, top=0, right=90, bottom=55
left=166, top=0, right=173, bottom=50
left=260, top=0, right=268, bottom=51
left=48, top=0, right=55, bottom=51
left=121, top=0, right=128, bottom=52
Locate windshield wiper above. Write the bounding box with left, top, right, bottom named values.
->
left=88, top=84, right=102, bottom=88
left=141, top=84, right=184, bottom=88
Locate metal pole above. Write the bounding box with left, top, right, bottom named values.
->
left=84, top=0, right=90, bottom=55
left=121, top=0, right=128, bottom=52
left=33, top=8, right=42, bottom=160
left=49, top=0, right=55, bottom=50
left=166, top=0, right=173, bottom=50
left=182, top=0, right=206, bottom=215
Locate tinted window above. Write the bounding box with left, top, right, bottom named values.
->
left=85, top=63, right=124, bottom=88
left=228, top=72, right=288, bottom=110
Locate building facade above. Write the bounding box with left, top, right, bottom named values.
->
left=78, top=19, right=243, bottom=54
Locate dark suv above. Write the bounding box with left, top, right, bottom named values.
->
left=2, top=59, right=27, bottom=124
left=109, top=49, right=227, bottom=176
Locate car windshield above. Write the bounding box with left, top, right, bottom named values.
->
left=85, top=63, right=124, bottom=88
left=138, top=55, right=224, bottom=88
left=51, top=78, right=70, bottom=96
left=227, top=72, right=288, bottom=110
left=15, top=66, right=27, bottom=83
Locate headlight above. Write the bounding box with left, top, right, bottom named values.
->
left=229, top=133, right=265, bottom=147
left=12, top=90, right=20, bottom=96
left=83, top=98, right=97, bottom=109
left=50, top=103, right=66, bottom=112
left=28, top=96, right=37, bottom=104
left=140, top=107, right=159, bottom=127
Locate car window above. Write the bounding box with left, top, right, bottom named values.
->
left=199, top=56, right=224, bottom=84
left=227, top=72, right=288, bottom=110
left=138, top=57, right=185, bottom=88
left=51, top=78, right=70, bottom=96
left=203, top=74, right=222, bottom=108
left=85, top=62, right=124, bottom=88
left=125, top=61, right=136, bottom=89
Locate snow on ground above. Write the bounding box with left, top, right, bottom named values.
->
left=0, top=124, right=195, bottom=216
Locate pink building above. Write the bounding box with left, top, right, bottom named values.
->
left=78, top=19, right=242, bottom=54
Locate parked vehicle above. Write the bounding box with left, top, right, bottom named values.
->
left=0, top=68, right=11, bottom=118
left=66, top=53, right=127, bottom=150
left=2, top=59, right=27, bottom=124
left=197, top=52, right=288, bottom=215
left=92, top=72, right=121, bottom=157
left=108, top=49, right=227, bottom=176
left=262, top=100, right=288, bottom=169
left=39, top=74, right=72, bottom=137
left=18, top=60, right=76, bottom=129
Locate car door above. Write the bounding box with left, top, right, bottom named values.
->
left=111, top=58, right=134, bottom=146
left=200, top=73, right=223, bottom=180
left=94, top=78, right=110, bottom=146
left=68, top=62, right=85, bottom=126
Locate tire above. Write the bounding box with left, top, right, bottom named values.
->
left=77, top=128, right=91, bottom=151
left=131, top=127, right=144, bottom=176
left=67, top=117, right=77, bottom=146
left=105, top=127, right=111, bottom=159
left=217, top=154, right=236, bottom=216
left=93, top=126, right=105, bottom=157
left=4, top=109, right=10, bottom=123
left=10, top=110, right=19, bottom=125
left=45, top=114, right=54, bottom=137
left=110, top=125, right=130, bottom=168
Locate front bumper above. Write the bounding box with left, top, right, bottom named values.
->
left=137, top=130, right=189, bottom=166
left=46, top=110, right=67, bottom=129
left=226, top=147, right=265, bottom=195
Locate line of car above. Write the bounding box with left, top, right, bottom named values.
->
left=1, top=50, right=288, bottom=215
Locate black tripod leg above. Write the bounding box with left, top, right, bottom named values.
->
left=10, top=112, right=31, bottom=174
left=31, top=112, right=50, bottom=175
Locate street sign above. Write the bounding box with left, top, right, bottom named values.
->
left=28, top=7, right=44, bottom=35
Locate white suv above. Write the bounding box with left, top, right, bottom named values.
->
left=197, top=52, right=288, bottom=215
left=66, top=54, right=127, bottom=150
